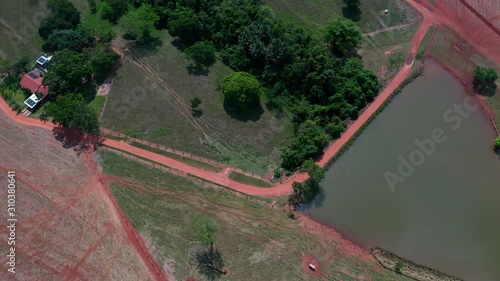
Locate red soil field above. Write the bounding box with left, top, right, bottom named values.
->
left=0, top=105, right=165, bottom=280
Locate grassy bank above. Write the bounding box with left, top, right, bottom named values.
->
left=429, top=25, right=500, bottom=128
left=97, top=149, right=413, bottom=281
left=372, top=248, right=463, bottom=281
left=130, top=141, right=222, bottom=172
left=228, top=171, right=272, bottom=188
left=101, top=33, right=292, bottom=175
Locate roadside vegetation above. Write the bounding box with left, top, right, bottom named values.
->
left=90, top=0, right=380, bottom=174
left=98, top=149, right=413, bottom=281
left=495, top=137, right=500, bottom=152
left=473, top=66, right=498, bottom=97
left=228, top=171, right=272, bottom=188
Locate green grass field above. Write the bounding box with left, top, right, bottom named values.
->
left=0, top=0, right=47, bottom=61
left=130, top=141, right=223, bottom=172
left=265, top=0, right=420, bottom=82
left=89, top=95, right=106, bottom=114
left=228, top=171, right=272, bottom=188
left=265, top=0, right=419, bottom=34
left=429, top=26, right=500, bottom=127
left=101, top=32, right=293, bottom=175
left=98, top=149, right=413, bottom=281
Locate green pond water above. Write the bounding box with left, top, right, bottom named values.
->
left=306, top=61, right=500, bottom=281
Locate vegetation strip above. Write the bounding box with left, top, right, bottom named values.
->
left=371, top=248, right=463, bottom=281
left=228, top=171, right=272, bottom=188
left=130, top=141, right=222, bottom=172
left=325, top=70, right=422, bottom=168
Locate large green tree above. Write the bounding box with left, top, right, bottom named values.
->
left=98, top=0, right=128, bottom=23
left=44, top=29, right=89, bottom=52
left=281, top=120, right=329, bottom=170
left=190, top=215, right=225, bottom=279
left=495, top=137, right=500, bottom=151
left=43, top=50, right=92, bottom=96
left=324, top=17, right=362, bottom=56
left=168, top=7, right=200, bottom=44
left=186, top=41, right=216, bottom=67
left=77, top=14, right=116, bottom=43
left=119, top=5, right=159, bottom=41
left=39, top=0, right=80, bottom=40
left=46, top=94, right=99, bottom=133
left=473, top=66, right=498, bottom=96
left=222, top=72, right=262, bottom=112
left=288, top=179, right=321, bottom=208
left=88, top=44, right=120, bottom=83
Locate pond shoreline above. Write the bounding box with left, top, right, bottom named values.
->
left=305, top=58, right=500, bottom=281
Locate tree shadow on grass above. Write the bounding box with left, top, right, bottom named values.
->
left=474, top=84, right=497, bottom=97
left=187, top=63, right=209, bottom=76
left=171, top=37, right=189, bottom=52
left=223, top=100, right=264, bottom=122
left=342, top=6, right=362, bottom=22
left=130, top=35, right=163, bottom=57
left=52, top=126, right=105, bottom=156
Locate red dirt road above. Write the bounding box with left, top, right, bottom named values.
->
left=318, top=19, right=432, bottom=166
left=0, top=0, right=497, bottom=199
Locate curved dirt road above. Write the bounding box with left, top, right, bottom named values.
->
left=0, top=12, right=433, bottom=198
left=2, top=0, right=496, bottom=198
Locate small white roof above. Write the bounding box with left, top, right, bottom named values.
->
left=24, top=94, right=41, bottom=109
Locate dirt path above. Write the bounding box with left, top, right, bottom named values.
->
left=0, top=14, right=431, bottom=198
left=364, top=23, right=416, bottom=37
left=2, top=0, right=497, bottom=199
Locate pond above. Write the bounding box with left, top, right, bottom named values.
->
left=306, top=60, right=500, bottom=281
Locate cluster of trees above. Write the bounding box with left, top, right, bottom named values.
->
left=473, top=66, right=498, bottom=96
left=288, top=159, right=325, bottom=209
left=132, top=0, right=376, bottom=171
left=60, top=0, right=378, bottom=173
left=37, top=0, right=120, bottom=133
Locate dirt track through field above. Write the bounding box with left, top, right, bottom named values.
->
left=1, top=0, right=498, bottom=198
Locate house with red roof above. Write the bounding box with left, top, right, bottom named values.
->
left=19, top=69, right=49, bottom=109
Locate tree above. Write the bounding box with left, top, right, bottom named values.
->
left=324, top=17, right=362, bottom=57
left=9, top=56, right=31, bottom=78
left=39, top=0, right=80, bottom=40
left=46, top=94, right=99, bottom=133
left=192, top=215, right=218, bottom=251
left=281, top=120, right=329, bottom=170
left=98, top=0, right=128, bottom=23
left=119, top=5, right=159, bottom=41
left=190, top=97, right=202, bottom=117
left=395, top=259, right=404, bottom=273
left=495, top=137, right=500, bottom=151
left=88, top=0, right=97, bottom=14
left=301, top=159, right=325, bottom=182
left=190, top=215, right=225, bottom=279
left=222, top=72, right=262, bottom=112
left=473, top=66, right=498, bottom=96
left=168, top=7, right=200, bottom=44
left=39, top=16, right=75, bottom=40
left=47, top=0, right=81, bottom=27
left=186, top=42, right=216, bottom=67
left=288, top=178, right=321, bottom=208
left=89, top=44, right=120, bottom=83
left=191, top=97, right=202, bottom=108
left=44, top=29, right=89, bottom=52
left=43, top=50, right=92, bottom=96
left=343, top=0, right=360, bottom=8
left=77, top=14, right=116, bottom=43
